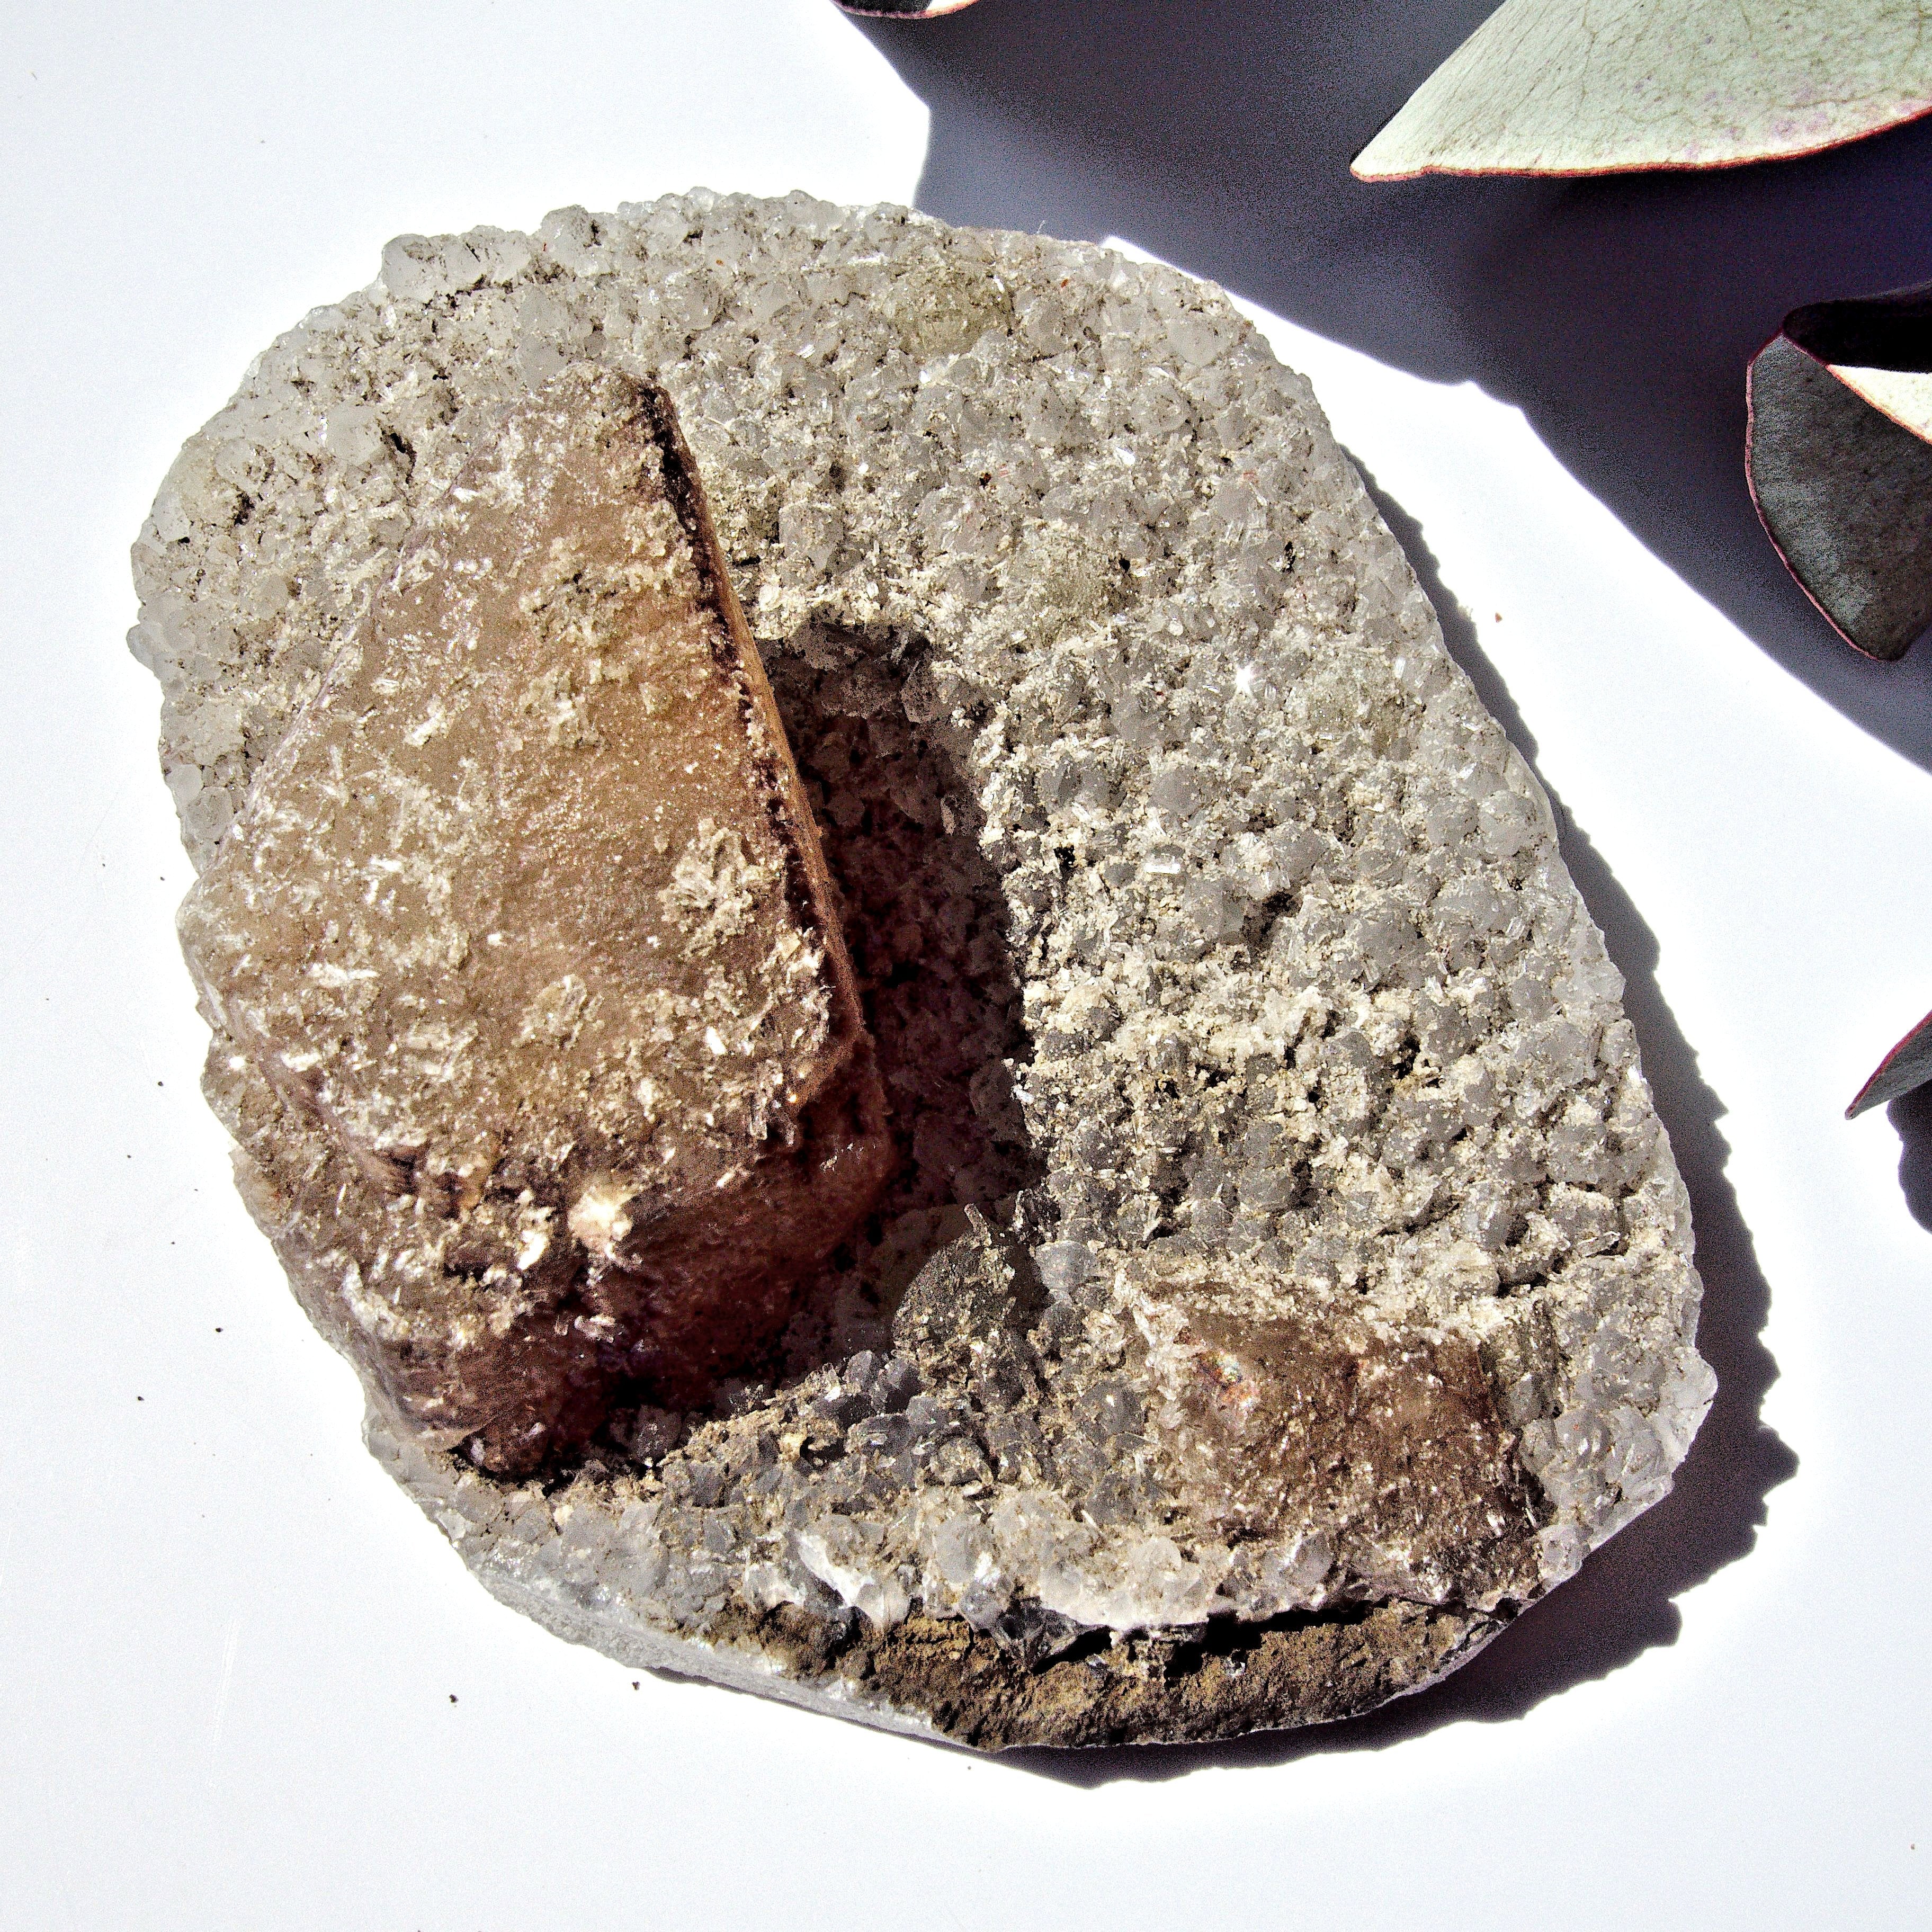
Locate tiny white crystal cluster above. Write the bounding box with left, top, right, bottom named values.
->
left=135, top=194, right=1713, bottom=1744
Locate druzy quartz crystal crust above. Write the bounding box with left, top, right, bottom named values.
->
left=136, top=194, right=1714, bottom=1749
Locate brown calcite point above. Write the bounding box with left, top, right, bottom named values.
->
left=180, top=364, right=892, bottom=1473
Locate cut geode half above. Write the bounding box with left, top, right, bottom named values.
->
left=133, top=193, right=1713, bottom=1750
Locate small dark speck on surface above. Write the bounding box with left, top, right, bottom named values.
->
left=448, top=1694, right=458, bottom=1704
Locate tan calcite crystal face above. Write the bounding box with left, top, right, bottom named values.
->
left=180, top=365, right=892, bottom=1472
left=1143, top=1274, right=1544, bottom=1615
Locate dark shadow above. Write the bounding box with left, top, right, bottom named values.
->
left=1887, top=1083, right=1932, bottom=1233
left=589, top=618, right=1044, bottom=1460
left=763, top=618, right=1047, bottom=1374
left=993, top=475, right=1795, bottom=1783
left=850, top=0, right=1932, bottom=768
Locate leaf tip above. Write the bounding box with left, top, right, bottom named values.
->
left=1847, top=1008, right=1932, bottom=1121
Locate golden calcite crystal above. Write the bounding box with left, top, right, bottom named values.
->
left=180, top=364, right=892, bottom=1472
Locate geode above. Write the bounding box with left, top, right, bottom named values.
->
left=133, top=193, right=1715, bottom=1749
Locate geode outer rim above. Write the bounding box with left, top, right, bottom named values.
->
left=371, top=1409, right=1511, bottom=1754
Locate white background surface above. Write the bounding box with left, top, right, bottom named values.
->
left=4, top=3, right=1929, bottom=1926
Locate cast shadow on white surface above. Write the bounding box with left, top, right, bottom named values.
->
left=849, top=0, right=1932, bottom=766
left=993, top=476, right=1797, bottom=1784
left=1885, top=1085, right=1932, bottom=1233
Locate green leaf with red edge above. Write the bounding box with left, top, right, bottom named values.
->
left=1848, top=1009, right=1932, bottom=1119
left=1747, top=281, right=1932, bottom=663
left=1354, top=0, right=1932, bottom=181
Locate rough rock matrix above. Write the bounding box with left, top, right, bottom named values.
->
left=133, top=193, right=1714, bottom=1749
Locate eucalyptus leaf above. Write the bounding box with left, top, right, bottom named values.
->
left=1848, top=1009, right=1932, bottom=1119
left=837, top=1, right=982, bottom=15
left=1747, top=281, right=1932, bottom=661
left=1354, top=0, right=1932, bottom=180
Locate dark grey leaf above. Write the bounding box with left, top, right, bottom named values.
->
left=1848, top=1008, right=1932, bottom=1120
left=1747, top=282, right=1932, bottom=662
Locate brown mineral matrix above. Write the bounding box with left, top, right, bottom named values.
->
left=179, top=364, right=893, bottom=1473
